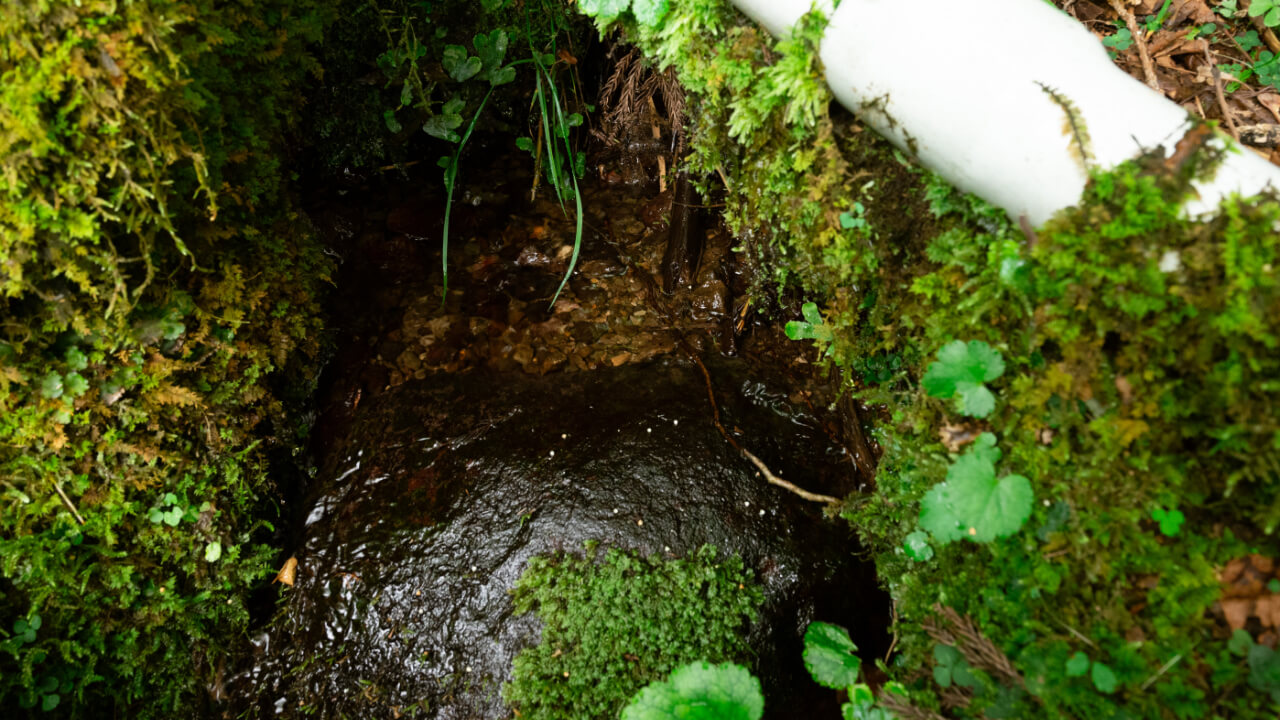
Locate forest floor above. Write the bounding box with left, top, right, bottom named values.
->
left=1062, top=0, right=1280, bottom=166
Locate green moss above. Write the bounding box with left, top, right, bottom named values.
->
left=0, top=0, right=333, bottom=714
left=503, top=543, right=764, bottom=720
left=574, top=0, right=1280, bottom=714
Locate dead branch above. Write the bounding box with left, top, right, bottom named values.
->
left=1107, top=0, right=1161, bottom=92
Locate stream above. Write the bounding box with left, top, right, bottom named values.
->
left=228, top=144, right=890, bottom=718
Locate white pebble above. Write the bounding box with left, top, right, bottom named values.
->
left=549, top=450, right=555, bottom=457
left=744, top=501, right=750, bottom=507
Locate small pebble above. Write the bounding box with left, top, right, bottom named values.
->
left=646, top=427, right=651, bottom=433
left=549, top=450, right=555, bottom=457
left=561, top=433, right=568, bottom=439
left=744, top=501, right=750, bottom=507
left=613, top=508, right=619, bottom=514
left=637, top=519, right=644, bottom=526
left=759, top=510, right=765, bottom=516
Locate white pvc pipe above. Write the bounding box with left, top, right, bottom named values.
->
left=733, top=0, right=1280, bottom=224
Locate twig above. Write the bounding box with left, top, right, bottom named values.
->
left=877, top=692, right=949, bottom=720
left=1108, top=0, right=1161, bottom=92
left=1140, top=653, right=1183, bottom=690
left=884, top=600, right=899, bottom=662
left=1206, top=46, right=1240, bottom=139
left=51, top=480, right=86, bottom=525
left=741, top=448, right=842, bottom=505
left=688, top=352, right=841, bottom=506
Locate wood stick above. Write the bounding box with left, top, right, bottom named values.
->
left=1108, top=0, right=1161, bottom=92
left=52, top=480, right=86, bottom=525
left=1207, top=46, right=1240, bottom=139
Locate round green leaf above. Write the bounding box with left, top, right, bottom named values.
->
left=803, top=621, right=861, bottom=689
left=1091, top=661, right=1118, bottom=694
left=205, top=541, right=222, bottom=562
left=41, top=693, right=60, bottom=712
left=41, top=372, right=64, bottom=399
left=1065, top=651, right=1090, bottom=677
left=903, top=530, right=934, bottom=561
left=622, top=661, right=763, bottom=720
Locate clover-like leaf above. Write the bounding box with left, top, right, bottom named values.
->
left=64, top=347, right=88, bottom=371
left=41, top=372, right=64, bottom=399
left=903, top=530, right=934, bottom=561
left=424, top=110, right=463, bottom=143
left=163, top=507, right=183, bottom=526
left=786, top=302, right=835, bottom=346
left=932, top=644, right=978, bottom=689
left=632, top=0, right=671, bottom=27
left=1065, top=651, right=1090, bottom=677
left=579, top=0, right=631, bottom=28
left=63, top=372, right=89, bottom=398
left=922, top=340, right=1006, bottom=418
left=1091, top=661, right=1118, bottom=694
left=42, top=693, right=60, bottom=711
left=442, top=45, right=482, bottom=82
left=489, top=65, right=516, bottom=86
left=474, top=30, right=508, bottom=72
left=621, top=661, right=763, bottom=720
left=1151, top=507, right=1184, bottom=536
left=919, top=433, right=1033, bottom=544
left=205, top=541, right=222, bottom=562
left=803, top=621, right=861, bottom=689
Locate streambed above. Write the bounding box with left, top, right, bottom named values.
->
left=229, top=152, right=888, bottom=718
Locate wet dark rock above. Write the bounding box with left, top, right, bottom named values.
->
left=232, top=357, right=887, bottom=719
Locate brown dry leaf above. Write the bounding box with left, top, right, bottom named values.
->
left=1256, top=595, right=1280, bottom=628
left=1221, top=598, right=1253, bottom=630
left=1114, top=375, right=1133, bottom=404
left=1259, top=93, right=1280, bottom=123
left=275, top=556, right=298, bottom=586
left=939, top=423, right=981, bottom=453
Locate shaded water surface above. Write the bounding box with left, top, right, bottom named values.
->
left=233, top=356, right=886, bottom=718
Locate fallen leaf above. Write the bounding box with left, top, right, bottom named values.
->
left=275, top=556, right=298, bottom=586
left=1221, top=598, right=1253, bottom=630
left=1259, top=94, right=1280, bottom=123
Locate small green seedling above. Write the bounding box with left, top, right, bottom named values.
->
left=148, top=493, right=186, bottom=527
left=621, top=662, right=763, bottom=720
left=1063, top=652, right=1118, bottom=694
left=903, top=530, right=934, bottom=561
left=921, top=340, right=1005, bottom=418
left=785, top=302, right=835, bottom=355
left=933, top=645, right=978, bottom=689
left=12, top=615, right=40, bottom=645
left=919, top=433, right=1033, bottom=545
left=1251, top=0, right=1280, bottom=27
left=1151, top=506, right=1185, bottom=536
left=839, top=202, right=868, bottom=231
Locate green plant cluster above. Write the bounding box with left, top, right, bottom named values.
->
left=0, top=0, right=334, bottom=714
left=503, top=543, right=763, bottom=720
left=826, top=149, right=1280, bottom=718
left=573, top=1, right=1280, bottom=717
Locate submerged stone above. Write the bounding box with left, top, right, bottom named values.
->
left=232, top=357, right=886, bottom=718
